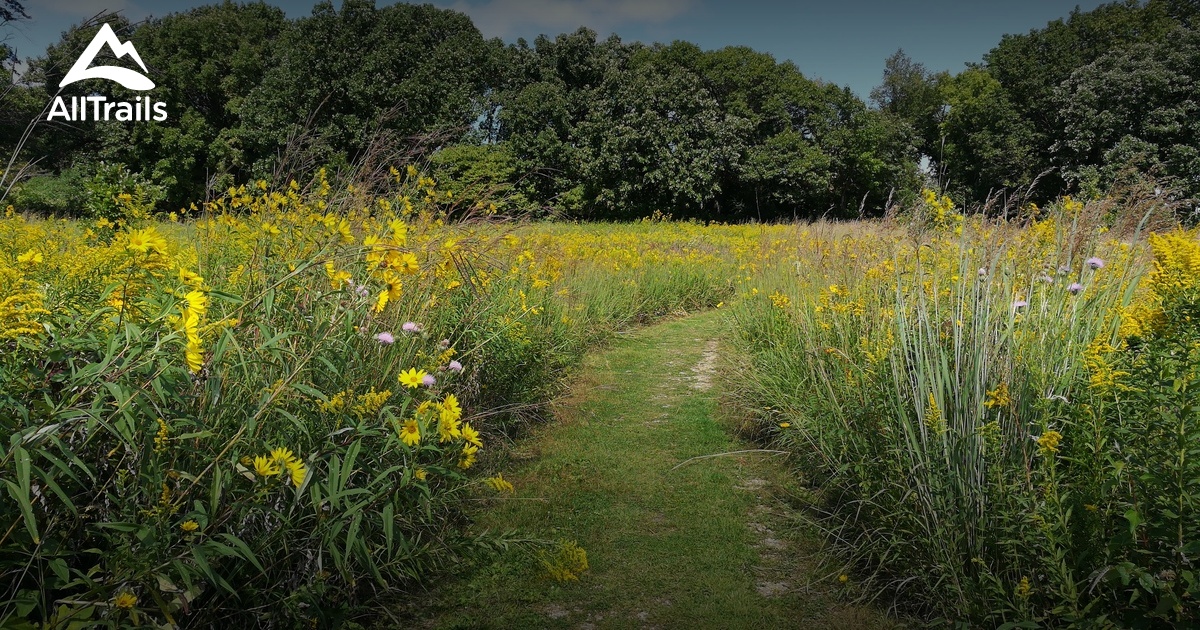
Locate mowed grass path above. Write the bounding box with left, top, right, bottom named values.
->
left=413, top=311, right=894, bottom=629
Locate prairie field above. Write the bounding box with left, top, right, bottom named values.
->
left=1, top=168, right=1197, bottom=628
left=6, top=0, right=1200, bottom=627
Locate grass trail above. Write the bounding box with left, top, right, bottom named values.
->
left=412, top=310, right=894, bottom=629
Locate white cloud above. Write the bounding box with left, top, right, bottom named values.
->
left=446, top=0, right=694, bottom=39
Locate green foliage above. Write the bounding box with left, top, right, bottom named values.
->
left=498, top=32, right=917, bottom=220
left=80, top=162, right=165, bottom=220
left=870, top=49, right=945, bottom=161
left=428, top=144, right=532, bottom=215
left=7, top=169, right=85, bottom=216
left=103, top=1, right=289, bottom=204
left=937, top=68, right=1037, bottom=202
left=1055, top=26, right=1200, bottom=199
left=238, top=0, right=493, bottom=179
left=575, top=42, right=747, bottom=218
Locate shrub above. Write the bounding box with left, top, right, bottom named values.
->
left=7, top=168, right=85, bottom=216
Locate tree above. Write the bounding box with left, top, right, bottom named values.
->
left=238, top=0, right=494, bottom=179
left=870, top=49, right=945, bottom=160
left=937, top=68, right=1037, bottom=203
left=980, top=0, right=1183, bottom=199
left=99, top=1, right=289, bottom=204
left=1055, top=26, right=1200, bottom=198
left=576, top=43, right=747, bottom=218
left=0, top=0, right=27, bottom=26
left=496, top=28, right=629, bottom=213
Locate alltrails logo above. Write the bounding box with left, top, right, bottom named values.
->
left=47, top=24, right=167, bottom=122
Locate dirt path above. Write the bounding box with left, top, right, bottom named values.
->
left=407, top=311, right=894, bottom=629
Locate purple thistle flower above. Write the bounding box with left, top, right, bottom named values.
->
left=1013, top=299, right=1028, bottom=309
left=1068, top=283, right=1084, bottom=294
left=978, top=267, right=987, bottom=278
left=448, top=360, right=463, bottom=373
left=355, top=284, right=370, bottom=298
left=402, top=321, right=419, bottom=333
left=1086, top=257, right=1105, bottom=270
left=374, top=331, right=395, bottom=344
left=421, top=374, right=436, bottom=387
left=439, top=338, right=451, bottom=349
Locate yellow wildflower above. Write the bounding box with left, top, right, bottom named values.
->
left=983, top=382, right=1010, bottom=409
left=324, top=262, right=352, bottom=289
left=1037, top=430, right=1063, bottom=455
left=285, top=459, right=307, bottom=488
left=438, top=414, right=462, bottom=443
left=180, top=520, right=200, bottom=533
left=352, top=388, right=391, bottom=417
left=253, top=455, right=281, bottom=477
left=458, top=443, right=478, bottom=469
left=154, top=418, right=170, bottom=452
left=485, top=474, right=514, bottom=494
left=113, top=591, right=138, bottom=609
left=461, top=423, right=482, bottom=448
left=270, top=447, right=296, bottom=466
left=125, top=226, right=167, bottom=255
left=398, top=368, right=427, bottom=389
left=319, top=390, right=348, bottom=413
left=440, top=394, right=462, bottom=423
left=400, top=418, right=421, bottom=447
left=538, top=540, right=589, bottom=582
left=924, top=392, right=944, bottom=433
left=397, top=252, right=420, bottom=275
left=16, top=249, right=42, bottom=265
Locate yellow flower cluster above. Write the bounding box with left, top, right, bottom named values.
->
left=178, top=289, right=208, bottom=373
left=484, top=473, right=514, bottom=494
left=351, top=388, right=392, bottom=417
left=1036, top=430, right=1063, bottom=456
left=253, top=447, right=308, bottom=488
left=921, top=188, right=964, bottom=234
left=539, top=540, right=590, bottom=583
left=1120, top=230, right=1200, bottom=339
left=983, top=382, right=1010, bottom=409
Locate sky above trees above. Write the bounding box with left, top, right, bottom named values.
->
left=9, top=0, right=1107, bottom=97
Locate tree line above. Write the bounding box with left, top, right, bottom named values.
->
left=2, top=0, right=1198, bottom=220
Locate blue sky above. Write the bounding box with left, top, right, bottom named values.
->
left=4, top=0, right=1109, bottom=98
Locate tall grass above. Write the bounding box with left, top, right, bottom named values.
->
left=733, top=195, right=1199, bottom=625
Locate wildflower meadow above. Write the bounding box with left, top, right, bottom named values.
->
left=3, top=0, right=1200, bottom=627
left=3, top=161, right=1197, bottom=627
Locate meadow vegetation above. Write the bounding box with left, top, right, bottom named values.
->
left=0, top=168, right=748, bottom=627
left=3, top=164, right=1196, bottom=627
left=2, top=0, right=1199, bottom=627
left=732, top=192, right=1199, bottom=626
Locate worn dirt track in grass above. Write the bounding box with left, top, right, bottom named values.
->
left=404, top=310, right=897, bottom=629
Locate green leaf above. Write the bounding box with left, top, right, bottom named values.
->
left=5, top=446, right=38, bottom=543
left=1124, top=508, right=1142, bottom=534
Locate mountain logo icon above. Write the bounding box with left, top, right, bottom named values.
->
left=59, top=23, right=155, bottom=91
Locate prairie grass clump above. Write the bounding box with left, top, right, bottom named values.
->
left=733, top=193, right=1198, bottom=625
